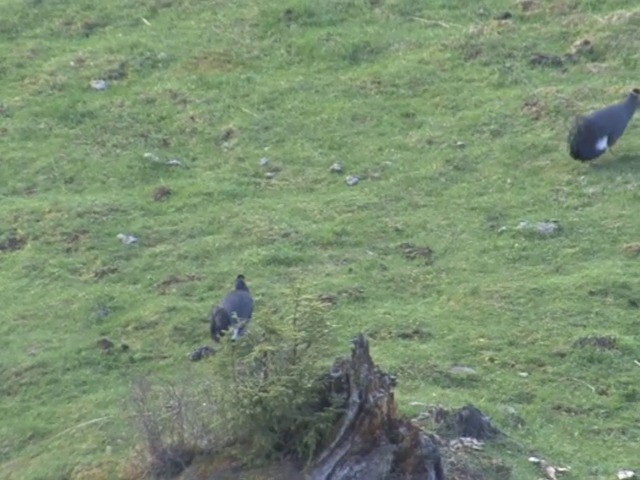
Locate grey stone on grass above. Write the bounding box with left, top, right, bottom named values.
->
left=330, top=162, right=344, bottom=173
left=346, top=175, right=360, bottom=186
left=90, top=79, right=108, bottom=91
left=144, top=152, right=161, bottom=163
left=117, top=233, right=139, bottom=245
left=210, top=274, right=254, bottom=342
left=449, top=365, right=477, bottom=376
left=569, top=88, right=639, bottom=162
left=618, top=470, right=636, bottom=480
left=189, top=345, right=214, bottom=361
left=516, top=220, right=561, bottom=237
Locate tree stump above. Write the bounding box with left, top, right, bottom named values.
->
left=308, top=334, right=445, bottom=480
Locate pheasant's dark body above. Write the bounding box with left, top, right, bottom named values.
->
left=569, top=88, right=639, bottom=161
left=210, top=275, right=254, bottom=342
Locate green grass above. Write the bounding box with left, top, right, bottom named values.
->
left=2, top=0, right=640, bottom=478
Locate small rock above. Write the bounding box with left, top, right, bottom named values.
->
left=618, top=470, right=636, bottom=480
left=190, top=345, right=215, bottom=361
left=454, top=141, right=466, bottom=149
left=346, top=175, right=360, bottom=186
left=330, top=162, right=344, bottom=173
left=265, top=171, right=277, bottom=179
left=449, top=437, right=484, bottom=451
left=259, top=157, right=270, bottom=167
left=398, top=242, right=434, bottom=262
left=449, top=365, right=477, bottom=375
left=144, top=152, right=161, bottom=162
left=90, top=79, right=108, bottom=91
left=570, top=38, right=594, bottom=56
left=551, top=465, right=571, bottom=478
left=117, top=233, right=139, bottom=245
left=501, top=405, right=526, bottom=428
left=528, top=456, right=571, bottom=479
left=536, top=221, right=560, bottom=236
left=516, top=220, right=561, bottom=237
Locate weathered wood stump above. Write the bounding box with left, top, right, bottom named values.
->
left=308, top=334, right=445, bottom=480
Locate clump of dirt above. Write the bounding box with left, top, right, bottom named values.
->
left=97, top=337, right=115, bottom=352
left=529, top=52, right=574, bottom=68
left=217, top=126, right=237, bottom=146
left=396, top=326, right=432, bottom=341
left=573, top=335, right=618, bottom=350
left=570, top=38, right=594, bottom=56
left=317, top=287, right=366, bottom=307
left=155, top=274, right=202, bottom=294
left=367, top=325, right=432, bottom=342
left=621, top=243, right=640, bottom=256
left=337, top=286, right=366, bottom=302
left=398, top=242, right=434, bottom=264
left=519, top=0, right=538, bottom=12
left=0, top=231, right=27, bottom=252
left=94, top=266, right=119, bottom=280
left=153, top=185, right=172, bottom=201
left=522, top=99, right=547, bottom=120
left=96, top=338, right=130, bottom=354
left=318, top=293, right=338, bottom=306
left=63, top=229, right=90, bottom=253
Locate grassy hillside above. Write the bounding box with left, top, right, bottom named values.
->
left=2, top=0, right=640, bottom=478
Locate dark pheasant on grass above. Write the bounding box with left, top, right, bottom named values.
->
left=210, top=274, right=254, bottom=342
left=569, top=88, right=639, bottom=161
